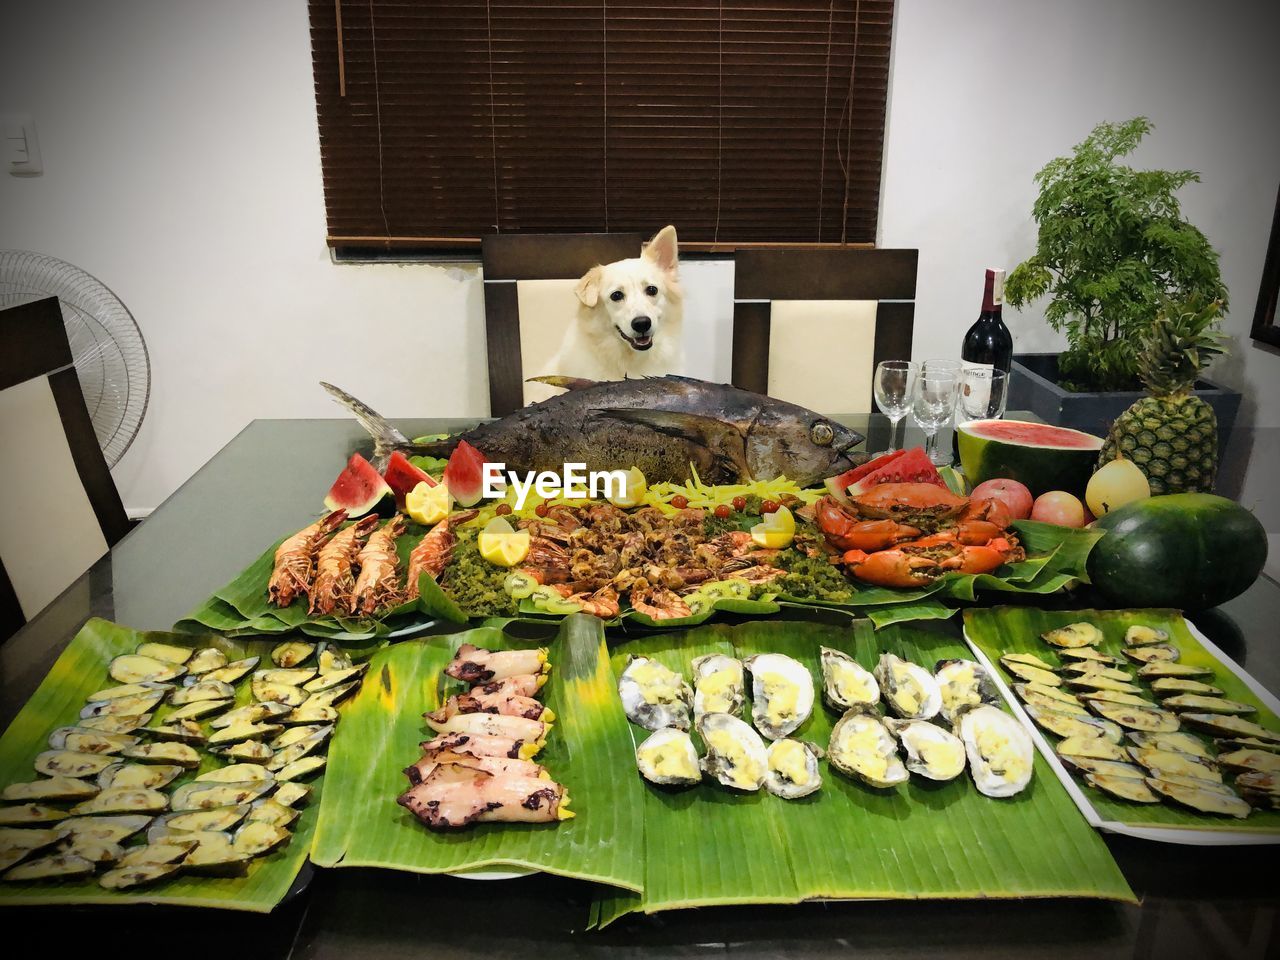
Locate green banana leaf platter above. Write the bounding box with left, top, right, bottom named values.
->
left=179, top=515, right=1102, bottom=638
left=964, top=607, right=1280, bottom=840
left=303, top=615, right=1134, bottom=924
left=0, top=619, right=339, bottom=911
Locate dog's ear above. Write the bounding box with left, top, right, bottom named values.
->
left=575, top=265, right=603, bottom=307
left=643, top=225, right=678, bottom=273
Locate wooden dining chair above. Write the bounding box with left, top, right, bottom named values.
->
left=731, top=247, right=919, bottom=413
left=0, top=297, right=130, bottom=640
left=481, top=232, right=645, bottom=415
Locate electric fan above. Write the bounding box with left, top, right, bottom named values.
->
left=0, top=251, right=151, bottom=466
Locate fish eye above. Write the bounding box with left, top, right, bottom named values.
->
left=810, top=422, right=834, bottom=446
left=645, top=285, right=658, bottom=297
left=610, top=290, right=625, bottom=302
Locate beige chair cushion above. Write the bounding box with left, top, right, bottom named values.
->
left=766, top=300, right=879, bottom=413
left=0, top=376, right=109, bottom=618
left=517, top=279, right=579, bottom=405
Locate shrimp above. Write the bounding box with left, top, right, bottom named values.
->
left=405, top=510, right=478, bottom=600
left=268, top=510, right=347, bottom=608
left=631, top=586, right=692, bottom=621
left=310, top=514, right=379, bottom=616
left=352, top=516, right=406, bottom=616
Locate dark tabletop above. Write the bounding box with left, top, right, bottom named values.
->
left=3, top=416, right=1279, bottom=960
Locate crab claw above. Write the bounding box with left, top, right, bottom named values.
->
left=841, top=548, right=941, bottom=588
left=816, top=497, right=921, bottom=551
left=940, top=538, right=1017, bottom=575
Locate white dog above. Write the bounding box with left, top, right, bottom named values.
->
left=526, top=226, right=683, bottom=403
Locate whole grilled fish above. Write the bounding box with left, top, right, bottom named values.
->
left=323, top=376, right=866, bottom=487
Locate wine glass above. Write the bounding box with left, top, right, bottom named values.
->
left=957, top=367, right=1010, bottom=423
left=921, top=358, right=962, bottom=380
left=873, top=360, right=917, bottom=454
left=912, top=374, right=959, bottom=465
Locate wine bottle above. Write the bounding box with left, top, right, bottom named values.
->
left=952, top=268, right=1014, bottom=463
left=960, top=267, right=1013, bottom=416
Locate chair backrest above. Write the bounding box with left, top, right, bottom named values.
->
left=481, top=232, right=645, bottom=415
left=731, top=248, right=918, bottom=413
left=0, top=297, right=130, bottom=639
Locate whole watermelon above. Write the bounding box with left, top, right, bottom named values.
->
left=1088, top=494, right=1267, bottom=609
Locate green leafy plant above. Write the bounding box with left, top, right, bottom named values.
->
left=1006, top=118, right=1227, bottom=392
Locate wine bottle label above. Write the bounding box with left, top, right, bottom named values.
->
left=990, top=269, right=1005, bottom=307
left=961, top=360, right=994, bottom=417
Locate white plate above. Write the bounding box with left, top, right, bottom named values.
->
left=964, top=615, right=1280, bottom=846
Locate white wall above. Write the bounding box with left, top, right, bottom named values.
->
left=2, top=1, right=1278, bottom=552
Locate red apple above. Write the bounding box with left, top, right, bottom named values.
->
left=970, top=478, right=1033, bottom=521
left=1030, top=491, right=1087, bottom=528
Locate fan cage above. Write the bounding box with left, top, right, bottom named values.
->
left=0, top=251, right=151, bottom=467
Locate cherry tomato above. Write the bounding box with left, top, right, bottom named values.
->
left=732, top=496, right=746, bottom=511
left=714, top=505, right=731, bottom=519
left=670, top=495, right=689, bottom=509
left=535, top=502, right=550, bottom=517
left=495, top=503, right=512, bottom=516
left=761, top=499, right=780, bottom=514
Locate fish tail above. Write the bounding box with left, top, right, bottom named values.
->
left=320, top=382, right=455, bottom=467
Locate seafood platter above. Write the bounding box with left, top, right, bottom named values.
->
left=3, top=375, right=1276, bottom=918
left=0, top=620, right=363, bottom=909
left=181, top=380, right=1107, bottom=638
left=307, top=615, right=1133, bottom=926
left=965, top=607, right=1280, bottom=841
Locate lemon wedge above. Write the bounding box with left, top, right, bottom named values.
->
left=405, top=481, right=451, bottom=526
left=477, top=517, right=531, bottom=567
left=750, top=504, right=795, bottom=549
left=607, top=467, right=648, bottom=508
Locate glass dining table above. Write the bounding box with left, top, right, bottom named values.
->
left=3, top=414, right=1278, bottom=959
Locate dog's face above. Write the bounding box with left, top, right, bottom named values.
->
left=575, top=226, right=679, bottom=353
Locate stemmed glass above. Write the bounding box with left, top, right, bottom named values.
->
left=872, top=360, right=917, bottom=454
left=957, top=367, right=1010, bottom=423
left=921, top=358, right=962, bottom=380
left=912, top=374, right=960, bottom=465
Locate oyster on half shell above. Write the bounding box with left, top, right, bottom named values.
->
left=819, top=647, right=879, bottom=712
left=636, top=726, right=701, bottom=786
left=697, top=713, right=767, bottom=791
left=827, top=709, right=908, bottom=788
left=744, top=653, right=814, bottom=740
left=691, top=654, right=744, bottom=720
left=934, top=659, right=998, bottom=722
left=956, top=705, right=1034, bottom=798
left=618, top=657, right=692, bottom=732
left=885, top=718, right=966, bottom=781
left=874, top=653, right=941, bottom=721
left=765, top=739, right=822, bottom=798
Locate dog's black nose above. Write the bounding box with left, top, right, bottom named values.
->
left=631, top=317, right=652, bottom=334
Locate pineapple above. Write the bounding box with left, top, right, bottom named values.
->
left=1097, top=297, right=1226, bottom=494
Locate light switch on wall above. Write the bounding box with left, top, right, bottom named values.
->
left=3, top=114, right=43, bottom=176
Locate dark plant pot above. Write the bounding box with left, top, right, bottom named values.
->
left=1008, top=353, right=1241, bottom=456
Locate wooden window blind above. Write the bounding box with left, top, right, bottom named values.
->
left=309, top=1, right=894, bottom=252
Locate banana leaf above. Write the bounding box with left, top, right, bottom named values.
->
left=185, top=516, right=1100, bottom=638
left=0, top=618, right=336, bottom=911
left=592, top=618, right=1135, bottom=926
left=177, top=520, right=439, bottom=641
left=310, top=616, right=645, bottom=890
left=964, top=606, right=1280, bottom=835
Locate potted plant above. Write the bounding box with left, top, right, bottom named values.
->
left=1004, top=117, right=1240, bottom=450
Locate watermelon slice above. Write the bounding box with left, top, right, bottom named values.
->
left=824, top=447, right=943, bottom=502
left=957, top=419, right=1103, bottom=497
left=384, top=451, right=435, bottom=509
left=443, top=440, right=487, bottom=507
left=324, top=453, right=393, bottom=517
